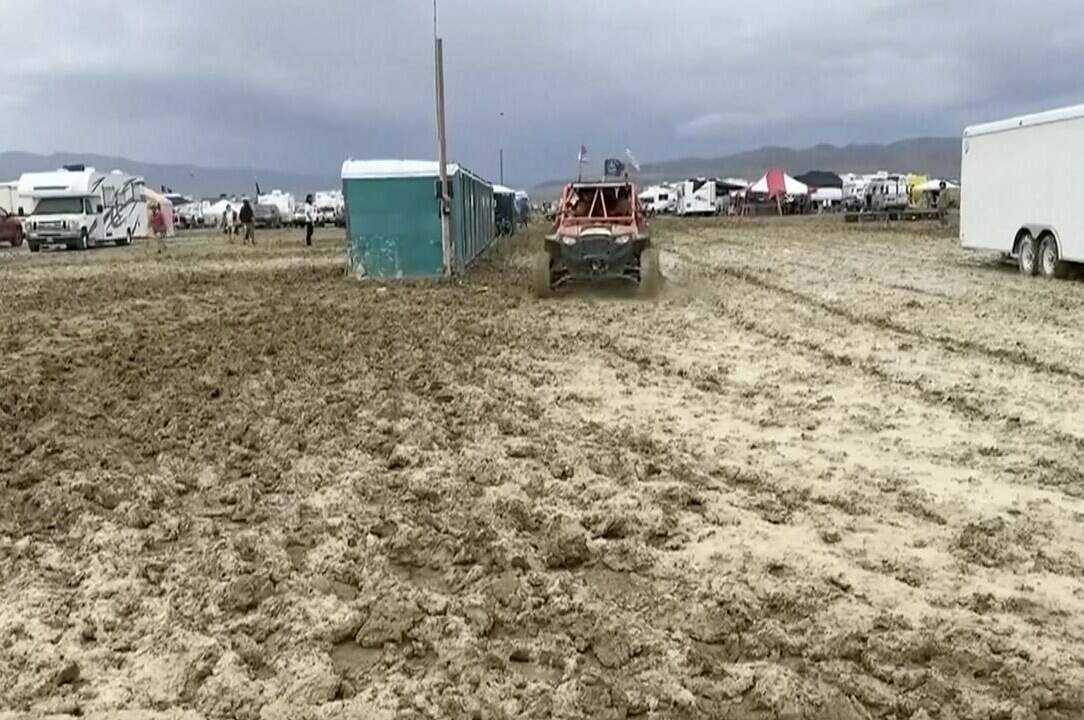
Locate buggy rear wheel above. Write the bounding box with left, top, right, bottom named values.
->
left=532, top=252, right=553, bottom=298
left=639, top=248, right=662, bottom=298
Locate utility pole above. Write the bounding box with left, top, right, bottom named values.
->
left=434, top=0, right=452, bottom=276
left=498, top=111, right=505, bottom=185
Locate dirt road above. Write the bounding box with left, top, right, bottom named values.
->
left=1, top=221, right=1082, bottom=719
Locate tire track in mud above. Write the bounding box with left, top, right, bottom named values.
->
left=660, top=248, right=1084, bottom=500
left=718, top=261, right=1084, bottom=386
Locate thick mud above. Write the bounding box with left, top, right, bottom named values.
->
left=1, top=222, right=1082, bottom=719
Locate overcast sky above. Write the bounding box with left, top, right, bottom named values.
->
left=3, top=1, right=1083, bottom=185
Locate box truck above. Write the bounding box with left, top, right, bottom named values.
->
left=961, top=104, right=1084, bottom=279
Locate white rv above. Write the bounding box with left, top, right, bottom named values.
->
left=314, top=190, right=344, bottom=225
left=866, top=174, right=909, bottom=212
left=962, top=104, right=1084, bottom=279
left=258, top=189, right=296, bottom=220
left=19, top=167, right=147, bottom=252
left=638, top=184, right=675, bottom=214
left=675, top=178, right=718, bottom=216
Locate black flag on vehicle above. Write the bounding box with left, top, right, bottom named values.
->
left=604, top=158, right=626, bottom=178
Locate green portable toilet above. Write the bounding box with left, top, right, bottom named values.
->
left=341, top=160, right=496, bottom=279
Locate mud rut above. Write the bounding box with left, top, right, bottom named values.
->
left=1, top=224, right=1082, bottom=719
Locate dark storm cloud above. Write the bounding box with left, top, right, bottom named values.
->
left=2, top=0, right=1083, bottom=186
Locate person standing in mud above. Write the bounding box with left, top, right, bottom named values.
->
left=303, top=194, right=316, bottom=247
left=223, top=205, right=236, bottom=240
left=239, top=199, right=255, bottom=246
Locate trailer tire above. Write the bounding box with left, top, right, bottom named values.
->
left=1038, top=234, right=1070, bottom=280
left=532, top=252, right=553, bottom=298
left=639, top=248, right=662, bottom=298
left=1017, top=232, right=1038, bottom=276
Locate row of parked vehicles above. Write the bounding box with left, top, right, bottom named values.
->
left=0, top=167, right=351, bottom=252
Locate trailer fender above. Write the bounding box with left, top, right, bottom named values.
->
left=1015, top=225, right=1057, bottom=255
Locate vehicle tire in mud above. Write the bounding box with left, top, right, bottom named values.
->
left=1038, top=234, right=1070, bottom=280
left=639, top=247, right=662, bottom=297
left=28, top=241, right=39, bottom=253
left=1017, top=232, right=1037, bottom=276
left=533, top=252, right=553, bottom=298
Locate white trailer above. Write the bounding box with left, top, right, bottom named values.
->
left=638, top=184, right=675, bottom=214
left=19, top=167, right=147, bottom=252
left=258, top=189, right=296, bottom=220
left=675, top=179, right=718, bottom=216
left=962, top=104, right=1084, bottom=278
left=0, top=181, right=32, bottom=216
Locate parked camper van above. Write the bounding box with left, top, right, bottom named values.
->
left=675, top=179, right=718, bottom=216
left=865, top=174, right=908, bottom=212
left=962, top=104, right=1084, bottom=279
left=19, top=167, right=147, bottom=252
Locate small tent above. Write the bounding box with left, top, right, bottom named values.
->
left=144, top=187, right=175, bottom=237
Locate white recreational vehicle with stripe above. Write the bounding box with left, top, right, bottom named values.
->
left=18, top=166, right=147, bottom=252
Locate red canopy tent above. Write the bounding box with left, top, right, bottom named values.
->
left=744, top=168, right=809, bottom=215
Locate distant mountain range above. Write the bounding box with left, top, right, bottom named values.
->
left=533, top=137, right=961, bottom=197
left=0, top=151, right=331, bottom=199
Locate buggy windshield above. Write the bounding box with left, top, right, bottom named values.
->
left=564, top=185, right=634, bottom=220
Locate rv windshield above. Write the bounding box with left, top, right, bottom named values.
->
left=33, top=197, right=85, bottom=215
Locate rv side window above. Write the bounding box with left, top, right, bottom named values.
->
left=84, top=198, right=95, bottom=215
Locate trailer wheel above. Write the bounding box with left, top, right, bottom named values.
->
left=1017, top=232, right=1038, bottom=276
left=639, top=248, right=662, bottom=298
left=1038, top=234, right=1070, bottom=280
left=532, top=252, right=553, bottom=298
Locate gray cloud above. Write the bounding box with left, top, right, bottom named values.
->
left=2, top=0, right=1083, bottom=186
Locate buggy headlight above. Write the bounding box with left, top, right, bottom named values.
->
left=561, top=236, right=576, bottom=246
left=615, top=235, right=631, bottom=245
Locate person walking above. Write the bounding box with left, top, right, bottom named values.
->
left=151, top=204, right=168, bottom=253
left=239, top=199, right=255, bottom=246
left=303, top=194, right=316, bottom=247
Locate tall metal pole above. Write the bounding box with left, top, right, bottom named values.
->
left=498, top=111, right=505, bottom=186
left=434, top=7, right=452, bottom=276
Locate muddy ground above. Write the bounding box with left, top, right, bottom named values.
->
left=1, top=220, right=1083, bottom=720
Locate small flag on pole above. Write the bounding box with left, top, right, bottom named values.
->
left=578, top=144, right=589, bottom=163
left=624, top=147, right=641, bottom=172
left=255, top=180, right=262, bottom=197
